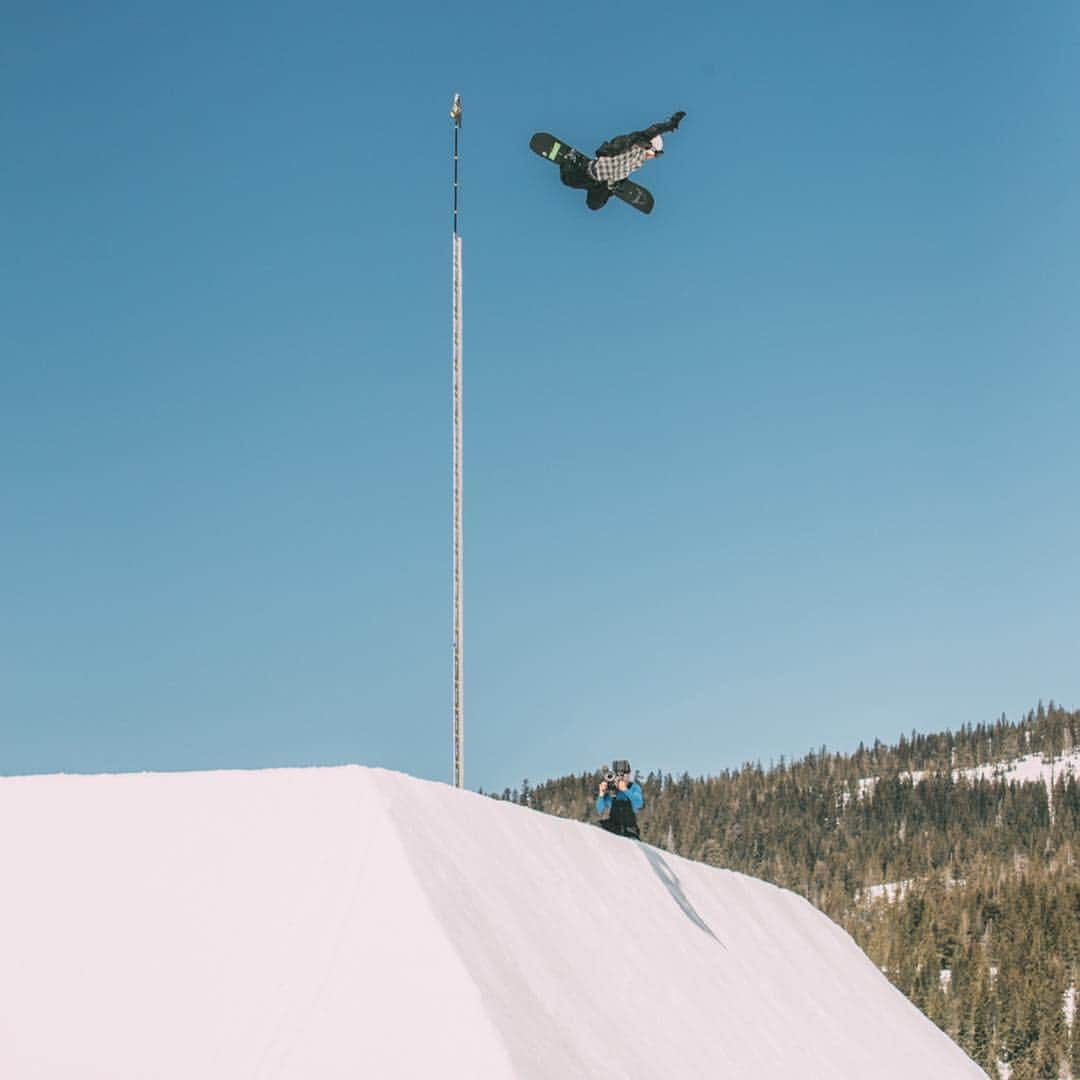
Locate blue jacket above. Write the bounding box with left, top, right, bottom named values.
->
left=596, top=781, right=644, bottom=816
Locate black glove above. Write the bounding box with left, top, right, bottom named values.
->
left=670, top=110, right=686, bottom=130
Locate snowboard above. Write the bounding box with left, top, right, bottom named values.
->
left=529, top=132, right=654, bottom=215
left=597, top=820, right=642, bottom=840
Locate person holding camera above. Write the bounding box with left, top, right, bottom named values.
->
left=596, top=761, right=644, bottom=840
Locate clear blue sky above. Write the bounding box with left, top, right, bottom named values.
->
left=3, top=1, right=1078, bottom=793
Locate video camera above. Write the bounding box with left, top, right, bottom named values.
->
left=599, top=759, right=632, bottom=794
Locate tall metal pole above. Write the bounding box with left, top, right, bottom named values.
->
left=450, top=93, right=464, bottom=789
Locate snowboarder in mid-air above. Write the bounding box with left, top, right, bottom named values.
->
left=565, top=110, right=686, bottom=211
left=530, top=110, right=687, bottom=214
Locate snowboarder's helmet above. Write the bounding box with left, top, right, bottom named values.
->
left=649, top=134, right=664, bottom=153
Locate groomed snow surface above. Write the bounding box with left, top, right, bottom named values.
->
left=0, top=766, right=984, bottom=1078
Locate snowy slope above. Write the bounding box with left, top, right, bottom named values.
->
left=0, top=766, right=983, bottom=1079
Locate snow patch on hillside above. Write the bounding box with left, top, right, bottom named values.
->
left=860, top=879, right=916, bottom=903
left=961, top=749, right=1080, bottom=787
left=857, top=748, right=1080, bottom=801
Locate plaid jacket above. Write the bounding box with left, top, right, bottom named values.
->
left=587, top=144, right=650, bottom=184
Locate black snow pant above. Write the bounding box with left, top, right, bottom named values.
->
left=599, top=798, right=640, bottom=839
left=559, top=163, right=612, bottom=211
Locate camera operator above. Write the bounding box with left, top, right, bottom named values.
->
left=595, top=762, right=643, bottom=839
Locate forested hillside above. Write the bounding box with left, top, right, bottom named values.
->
left=496, top=703, right=1080, bottom=1079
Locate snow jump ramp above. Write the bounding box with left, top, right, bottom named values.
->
left=0, top=765, right=983, bottom=1078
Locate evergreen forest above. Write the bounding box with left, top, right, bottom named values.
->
left=495, top=703, right=1080, bottom=1079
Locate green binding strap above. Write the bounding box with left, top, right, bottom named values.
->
left=547, top=141, right=561, bottom=160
